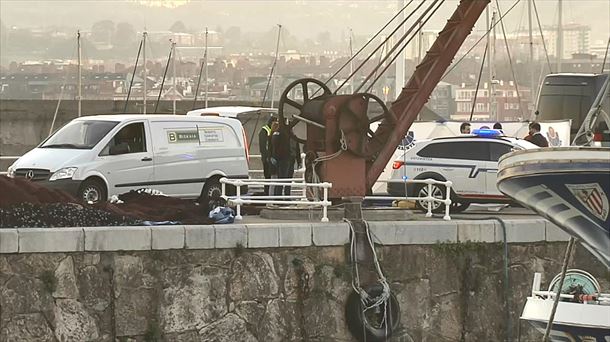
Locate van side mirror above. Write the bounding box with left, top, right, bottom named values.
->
left=109, top=142, right=130, bottom=155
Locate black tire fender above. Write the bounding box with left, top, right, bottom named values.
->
left=345, top=284, right=401, bottom=342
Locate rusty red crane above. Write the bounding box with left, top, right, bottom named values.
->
left=278, top=0, right=490, bottom=199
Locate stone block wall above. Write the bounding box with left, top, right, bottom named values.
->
left=1, top=241, right=608, bottom=341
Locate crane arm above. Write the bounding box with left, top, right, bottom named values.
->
left=366, top=0, right=490, bottom=188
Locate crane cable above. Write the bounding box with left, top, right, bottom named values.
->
left=363, top=0, right=445, bottom=94
left=323, top=0, right=416, bottom=90
left=333, top=0, right=430, bottom=94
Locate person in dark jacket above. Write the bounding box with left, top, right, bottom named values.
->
left=271, top=120, right=302, bottom=196
left=524, top=122, right=549, bottom=147
left=258, top=116, right=276, bottom=195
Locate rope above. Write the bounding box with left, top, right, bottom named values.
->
left=154, top=44, right=173, bottom=113
left=532, top=0, right=553, bottom=73
left=124, top=39, right=143, bottom=113
left=346, top=219, right=391, bottom=324
left=495, top=0, right=526, bottom=119
left=441, top=0, right=521, bottom=81
left=470, top=43, right=489, bottom=121
left=261, top=25, right=282, bottom=107
left=309, top=130, right=347, bottom=200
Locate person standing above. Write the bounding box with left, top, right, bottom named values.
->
left=270, top=120, right=295, bottom=196
left=258, top=116, right=276, bottom=195
left=525, top=122, right=549, bottom=147
left=274, top=120, right=302, bottom=196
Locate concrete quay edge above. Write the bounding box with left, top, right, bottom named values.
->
left=0, top=218, right=568, bottom=254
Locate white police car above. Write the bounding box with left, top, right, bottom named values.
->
left=388, top=129, right=539, bottom=213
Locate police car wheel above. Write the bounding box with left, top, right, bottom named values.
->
left=414, top=183, right=446, bottom=214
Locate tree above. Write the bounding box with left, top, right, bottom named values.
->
left=169, top=21, right=187, bottom=33
left=91, top=20, right=115, bottom=44
left=113, top=22, right=136, bottom=48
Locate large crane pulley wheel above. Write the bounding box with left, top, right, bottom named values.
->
left=278, top=78, right=332, bottom=144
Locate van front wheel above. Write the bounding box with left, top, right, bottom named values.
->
left=78, top=178, right=107, bottom=204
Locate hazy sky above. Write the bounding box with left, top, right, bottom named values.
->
left=1, top=0, right=609, bottom=45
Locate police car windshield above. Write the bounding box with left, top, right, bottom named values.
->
left=41, top=120, right=119, bottom=149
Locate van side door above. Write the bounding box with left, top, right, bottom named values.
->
left=149, top=120, right=207, bottom=198
left=97, top=121, right=154, bottom=197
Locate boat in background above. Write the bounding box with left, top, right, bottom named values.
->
left=497, top=146, right=610, bottom=341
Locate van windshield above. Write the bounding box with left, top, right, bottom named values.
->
left=41, top=120, right=119, bottom=149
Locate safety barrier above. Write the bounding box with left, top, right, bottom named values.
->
left=220, top=177, right=332, bottom=222
left=367, top=179, right=453, bottom=220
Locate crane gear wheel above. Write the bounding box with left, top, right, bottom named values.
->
left=338, top=93, right=395, bottom=158
left=278, top=78, right=332, bottom=143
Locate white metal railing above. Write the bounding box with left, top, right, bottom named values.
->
left=220, top=177, right=332, bottom=222
left=368, top=178, right=453, bottom=220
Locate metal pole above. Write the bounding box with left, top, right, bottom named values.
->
left=204, top=28, right=209, bottom=108
left=143, top=31, right=148, bottom=114
left=77, top=30, right=82, bottom=117
left=528, top=0, right=536, bottom=111
left=491, top=11, right=498, bottom=121
left=270, top=24, right=282, bottom=108
left=172, top=41, right=177, bottom=115
left=543, top=237, right=575, bottom=341
left=349, top=28, right=355, bottom=94
left=486, top=7, right=492, bottom=117
left=557, top=0, right=563, bottom=73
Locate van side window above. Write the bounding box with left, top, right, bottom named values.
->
left=101, top=122, right=146, bottom=155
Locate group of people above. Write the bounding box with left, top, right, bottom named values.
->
left=258, top=116, right=302, bottom=196
left=459, top=121, right=549, bottom=147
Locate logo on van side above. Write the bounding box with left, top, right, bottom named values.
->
left=168, top=130, right=199, bottom=143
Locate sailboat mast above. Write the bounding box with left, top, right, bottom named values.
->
left=557, top=0, right=563, bottom=73
left=172, top=40, right=177, bottom=115
left=143, top=31, right=148, bottom=114
left=204, top=28, right=209, bottom=108
left=394, top=0, right=405, bottom=99
left=77, top=30, right=82, bottom=117
left=349, top=28, right=354, bottom=94
left=270, top=25, right=282, bottom=108
left=528, top=0, right=536, bottom=111
left=486, top=7, right=492, bottom=117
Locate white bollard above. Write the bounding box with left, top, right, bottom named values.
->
left=426, top=182, right=433, bottom=218
left=321, top=185, right=329, bottom=222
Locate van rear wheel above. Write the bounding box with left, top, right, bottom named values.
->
left=78, top=178, right=107, bottom=204
left=200, top=178, right=224, bottom=211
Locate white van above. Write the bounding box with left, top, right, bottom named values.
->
left=7, top=114, right=249, bottom=204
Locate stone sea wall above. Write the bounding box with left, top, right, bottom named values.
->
left=2, top=237, right=608, bottom=341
